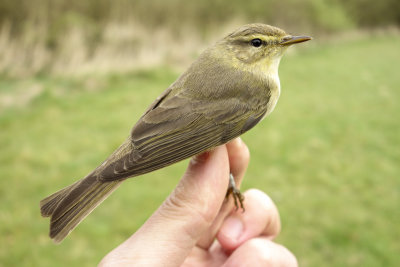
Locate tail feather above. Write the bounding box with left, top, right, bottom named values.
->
left=40, top=183, right=75, bottom=217
left=40, top=175, right=122, bottom=243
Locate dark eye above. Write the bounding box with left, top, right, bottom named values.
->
left=250, top=38, right=262, bottom=47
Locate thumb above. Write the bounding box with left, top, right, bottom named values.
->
left=101, top=145, right=230, bottom=266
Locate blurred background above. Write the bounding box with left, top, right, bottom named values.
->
left=0, top=0, right=399, bottom=266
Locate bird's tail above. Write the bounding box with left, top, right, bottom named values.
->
left=40, top=174, right=122, bottom=243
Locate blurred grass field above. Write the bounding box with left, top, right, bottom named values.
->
left=0, top=34, right=399, bottom=266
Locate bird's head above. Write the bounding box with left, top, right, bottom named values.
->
left=212, top=23, right=311, bottom=76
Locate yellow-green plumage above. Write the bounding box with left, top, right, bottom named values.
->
left=40, top=23, right=311, bottom=243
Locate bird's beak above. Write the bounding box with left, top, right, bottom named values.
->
left=280, top=36, right=312, bottom=46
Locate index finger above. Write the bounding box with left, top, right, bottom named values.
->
left=196, top=137, right=250, bottom=249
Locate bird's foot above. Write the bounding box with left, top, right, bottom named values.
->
left=226, top=173, right=245, bottom=211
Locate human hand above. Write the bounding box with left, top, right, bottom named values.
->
left=99, top=138, right=297, bottom=266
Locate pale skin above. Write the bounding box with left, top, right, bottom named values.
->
left=99, top=138, right=297, bottom=266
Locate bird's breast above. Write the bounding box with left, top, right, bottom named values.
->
left=262, top=72, right=281, bottom=120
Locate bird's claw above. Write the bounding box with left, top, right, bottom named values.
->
left=226, top=173, right=245, bottom=212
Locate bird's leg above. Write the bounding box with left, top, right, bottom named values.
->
left=226, top=173, right=245, bottom=211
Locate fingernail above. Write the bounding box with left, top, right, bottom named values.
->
left=222, top=216, right=243, bottom=241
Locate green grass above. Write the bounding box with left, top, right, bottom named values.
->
left=1, top=34, right=399, bottom=266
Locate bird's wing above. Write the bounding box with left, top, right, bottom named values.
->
left=95, top=85, right=267, bottom=182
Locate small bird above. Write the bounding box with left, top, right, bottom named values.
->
left=40, top=23, right=311, bottom=243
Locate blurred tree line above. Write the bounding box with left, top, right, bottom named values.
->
left=0, top=0, right=398, bottom=76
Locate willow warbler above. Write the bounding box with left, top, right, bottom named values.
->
left=40, top=23, right=311, bottom=243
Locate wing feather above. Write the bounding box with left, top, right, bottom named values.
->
left=96, top=95, right=262, bottom=181
left=95, top=60, right=272, bottom=181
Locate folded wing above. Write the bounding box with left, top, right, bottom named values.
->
left=95, top=87, right=267, bottom=181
